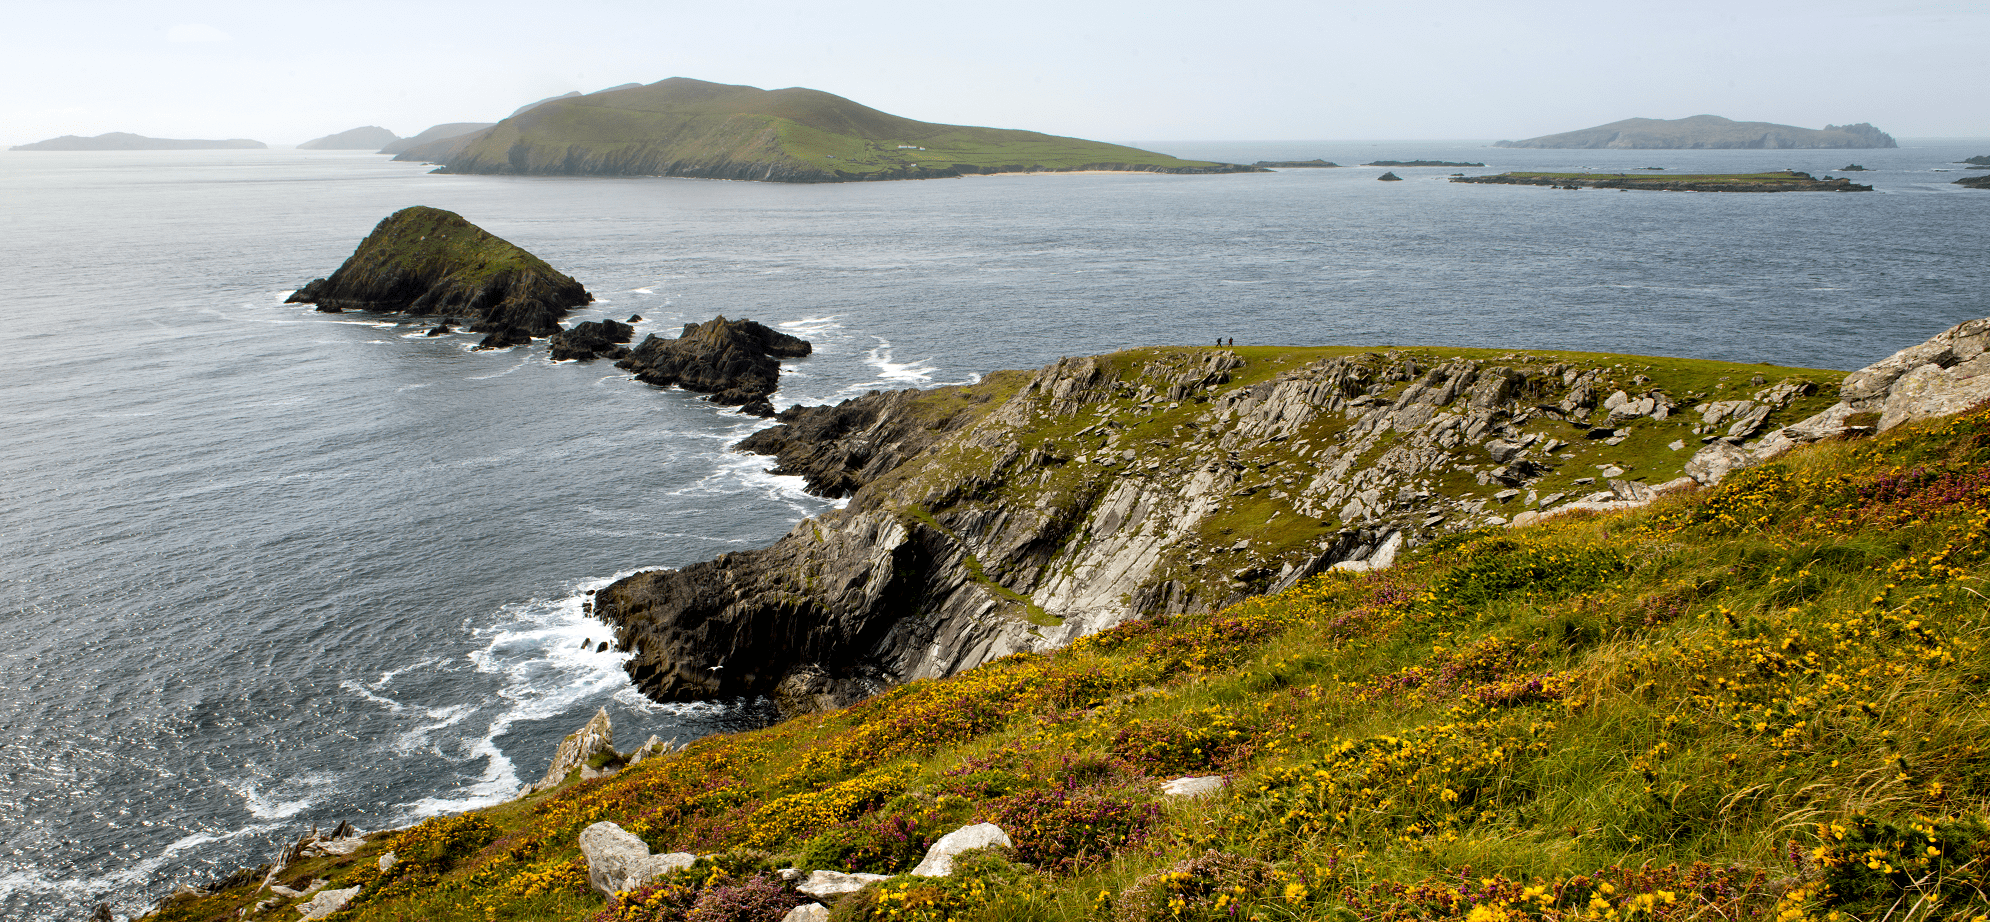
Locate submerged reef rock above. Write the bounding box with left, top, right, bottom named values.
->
left=594, top=345, right=1861, bottom=714
left=285, top=206, right=592, bottom=342
left=614, top=316, right=811, bottom=416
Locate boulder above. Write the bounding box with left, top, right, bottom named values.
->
left=578, top=822, right=695, bottom=897
left=783, top=904, right=830, bottom=922
left=616, top=316, right=812, bottom=415
left=528, top=707, right=614, bottom=795
left=296, top=886, right=360, bottom=920
left=796, top=870, right=891, bottom=897
left=910, top=823, right=1014, bottom=877
left=1160, top=776, right=1227, bottom=797
left=285, top=206, right=592, bottom=341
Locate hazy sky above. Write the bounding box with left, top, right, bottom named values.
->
left=5, top=0, right=1985, bottom=147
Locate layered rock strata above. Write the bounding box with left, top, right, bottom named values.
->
left=615, top=316, right=812, bottom=416
left=285, top=206, right=592, bottom=347
left=596, top=346, right=1845, bottom=713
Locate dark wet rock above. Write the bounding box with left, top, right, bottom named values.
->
left=475, top=327, right=532, bottom=350
left=615, top=316, right=810, bottom=413
left=1377, top=171, right=1403, bottom=181
left=627, top=314, right=642, bottom=323
left=425, top=323, right=453, bottom=337
left=548, top=319, right=635, bottom=361
left=285, top=206, right=592, bottom=341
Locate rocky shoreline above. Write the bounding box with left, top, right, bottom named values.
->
left=591, top=319, right=1990, bottom=718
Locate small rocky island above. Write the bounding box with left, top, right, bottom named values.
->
left=1956, top=174, right=1990, bottom=190
left=1453, top=170, right=1872, bottom=192
left=615, top=316, right=812, bottom=417
left=298, top=126, right=399, bottom=150
left=286, top=206, right=593, bottom=348
left=1363, top=159, right=1484, bottom=167
left=1253, top=159, right=1342, bottom=168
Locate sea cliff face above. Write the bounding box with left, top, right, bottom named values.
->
left=594, top=346, right=1845, bottom=713
left=285, top=206, right=592, bottom=345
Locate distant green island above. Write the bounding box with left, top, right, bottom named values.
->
left=1362, top=159, right=1484, bottom=167
left=1495, top=115, right=1896, bottom=150
left=1453, top=170, right=1873, bottom=192
left=1252, top=159, right=1342, bottom=168
left=10, top=132, right=265, bottom=151
left=1962, top=155, right=1990, bottom=167
left=399, top=77, right=1261, bottom=182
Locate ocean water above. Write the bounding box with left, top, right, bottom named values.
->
left=2, top=139, right=1987, bottom=920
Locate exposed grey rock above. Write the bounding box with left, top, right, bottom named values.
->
left=578, top=822, right=695, bottom=897
left=797, top=870, right=890, bottom=898
left=783, top=905, right=830, bottom=922
left=529, top=707, right=614, bottom=795
left=1686, top=440, right=1755, bottom=485
left=378, top=851, right=396, bottom=872
left=296, top=886, right=360, bottom=920
left=1161, top=776, right=1228, bottom=797
left=910, top=823, right=1014, bottom=877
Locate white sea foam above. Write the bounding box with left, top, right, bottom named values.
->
left=863, top=337, right=938, bottom=383
left=631, top=287, right=655, bottom=294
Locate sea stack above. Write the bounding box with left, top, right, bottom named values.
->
left=285, top=206, right=592, bottom=347
left=615, top=316, right=812, bottom=416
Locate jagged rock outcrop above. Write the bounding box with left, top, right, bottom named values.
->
left=548, top=319, right=635, bottom=361
left=285, top=206, right=592, bottom=344
left=615, top=317, right=811, bottom=416
left=597, top=345, right=1843, bottom=713
left=735, top=384, right=1013, bottom=497
left=526, top=706, right=614, bottom=795
left=1686, top=317, right=1990, bottom=485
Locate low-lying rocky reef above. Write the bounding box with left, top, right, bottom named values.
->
left=613, top=317, right=812, bottom=417
left=1453, top=170, right=1873, bottom=192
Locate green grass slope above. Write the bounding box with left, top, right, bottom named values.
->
left=427, top=77, right=1255, bottom=181
left=143, top=363, right=1990, bottom=922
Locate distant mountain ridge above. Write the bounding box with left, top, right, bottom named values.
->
left=1496, top=115, right=1897, bottom=150
left=299, top=126, right=399, bottom=150
left=397, top=77, right=1256, bottom=182
left=10, top=132, right=265, bottom=151
left=380, top=123, right=496, bottom=155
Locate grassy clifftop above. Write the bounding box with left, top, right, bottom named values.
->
left=144, top=365, right=1990, bottom=921
left=420, top=78, right=1255, bottom=181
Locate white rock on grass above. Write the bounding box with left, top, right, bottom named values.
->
left=296, top=886, right=360, bottom=920
left=910, top=823, right=1014, bottom=877
left=1161, top=776, right=1227, bottom=797
left=797, top=870, right=890, bottom=897
left=578, top=822, right=695, bottom=897
left=782, top=904, right=831, bottom=922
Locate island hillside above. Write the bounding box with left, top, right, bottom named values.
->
left=141, top=319, right=1990, bottom=922
left=285, top=206, right=591, bottom=347
left=380, top=122, right=496, bottom=155
left=1454, top=170, right=1872, bottom=192
left=399, top=77, right=1261, bottom=181
left=1496, top=115, right=1897, bottom=150
left=9, top=132, right=264, bottom=151
left=299, top=126, right=400, bottom=150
